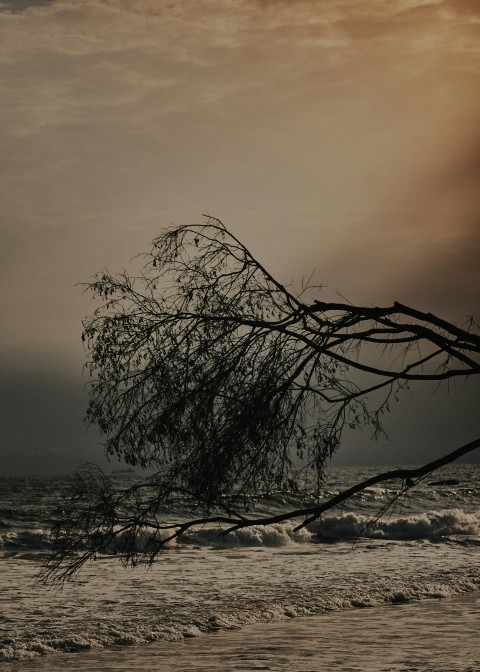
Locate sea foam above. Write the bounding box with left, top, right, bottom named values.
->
left=1, top=508, right=479, bottom=558
left=308, top=508, right=480, bottom=541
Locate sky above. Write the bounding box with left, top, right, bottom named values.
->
left=1, top=0, right=479, bottom=475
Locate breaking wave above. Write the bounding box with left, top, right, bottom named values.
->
left=2, top=509, right=479, bottom=558
left=309, top=508, right=480, bottom=542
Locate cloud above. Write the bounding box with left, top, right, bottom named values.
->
left=1, top=0, right=479, bottom=470
left=442, top=0, right=480, bottom=16
left=0, top=362, right=105, bottom=475
left=0, top=0, right=55, bottom=13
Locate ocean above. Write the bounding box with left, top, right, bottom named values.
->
left=1, top=464, right=479, bottom=671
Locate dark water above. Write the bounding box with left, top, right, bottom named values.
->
left=1, top=465, right=479, bottom=667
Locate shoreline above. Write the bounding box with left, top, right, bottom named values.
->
left=6, top=590, right=480, bottom=671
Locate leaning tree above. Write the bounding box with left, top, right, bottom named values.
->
left=43, top=217, right=480, bottom=582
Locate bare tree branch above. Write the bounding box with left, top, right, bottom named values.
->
left=41, top=217, right=479, bottom=584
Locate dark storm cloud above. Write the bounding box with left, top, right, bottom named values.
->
left=0, top=363, right=111, bottom=476
left=0, top=0, right=55, bottom=12
left=332, top=376, right=480, bottom=467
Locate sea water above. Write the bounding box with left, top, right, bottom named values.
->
left=1, top=465, right=479, bottom=670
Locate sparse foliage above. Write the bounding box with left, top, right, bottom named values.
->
left=42, top=217, right=480, bottom=583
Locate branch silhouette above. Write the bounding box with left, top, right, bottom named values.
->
left=41, top=217, right=479, bottom=584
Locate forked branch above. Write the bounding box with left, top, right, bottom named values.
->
left=41, top=217, right=479, bottom=583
